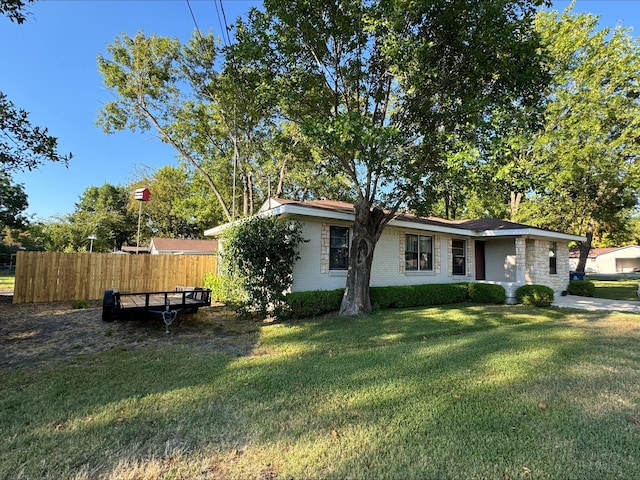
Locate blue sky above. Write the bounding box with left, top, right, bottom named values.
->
left=3, top=0, right=640, bottom=220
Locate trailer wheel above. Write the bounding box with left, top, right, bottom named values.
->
left=102, top=306, right=113, bottom=322
left=102, top=289, right=115, bottom=322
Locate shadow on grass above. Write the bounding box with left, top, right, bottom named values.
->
left=2, top=304, right=640, bottom=478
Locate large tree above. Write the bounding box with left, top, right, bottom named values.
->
left=97, top=30, right=350, bottom=221
left=97, top=31, right=282, bottom=221
left=1, top=0, right=72, bottom=232
left=513, top=8, right=640, bottom=271
left=236, top=0, right=548, bottom=315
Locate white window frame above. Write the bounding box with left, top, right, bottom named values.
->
left=452, top=239, right=466, bottom=276
left=329, top=225, right=350, bottom=271
left=405, top=234, right=434, bottom=272
left=549, top=241, right=558, bottom=275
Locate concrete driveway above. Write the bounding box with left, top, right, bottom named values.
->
left=553, top=294, right=640, bottom=313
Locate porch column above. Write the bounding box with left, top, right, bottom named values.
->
left=515, top=237, right=527, bottom=284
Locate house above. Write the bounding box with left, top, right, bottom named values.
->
left=569, top=246, right=640, bottom=274
left=119, top=245, right=150, bottom=254
left=148, top=237, right=218, bottom=255
left=205, top=198, right=585, bottom=304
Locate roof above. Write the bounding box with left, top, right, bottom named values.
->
left=569, top=246, right=640, bottom=258
left=120, top=245, right=150, bottom=254
left=263, top=198, right=530, bottom=231
left=149, top=237, right=218, bottom=254
left=205, top=198, right=585, bottom=242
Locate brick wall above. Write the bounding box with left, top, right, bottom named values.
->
left=290, top=218, right=571, bottom=296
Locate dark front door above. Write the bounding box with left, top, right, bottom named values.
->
left=475, top=241, right=486, bottom=280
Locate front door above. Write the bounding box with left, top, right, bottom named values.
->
left=475, top=241, right=486, bottom=280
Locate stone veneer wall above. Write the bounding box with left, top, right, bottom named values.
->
left=524, top=238, right=570, bottom=295
left=296, top=218, right=571, bottom=297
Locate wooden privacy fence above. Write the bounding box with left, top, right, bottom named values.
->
left=13, top=251, right=217, bottom=304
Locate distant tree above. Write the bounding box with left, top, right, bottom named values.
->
left=515, top=8, right=640, bottom=271
left=0, top=171, right=28, bottom=229
left=97, top=30, right=354, bottom=222
left=97, top=31, right=272, bottom=221
left=129, top=165, right=222, bottom=239
left=43, top=184, right=135, bottom=252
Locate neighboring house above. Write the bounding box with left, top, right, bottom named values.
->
left=205, top=198, right=585, bottom=304
left=119, top=246, right=150, bottom=254
left=569, top=246, right=640, bottom=274
left=148, top=237, right=218, bottom=255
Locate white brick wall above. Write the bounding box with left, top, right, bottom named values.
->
left=292, top=221, right=473, bottom=291
left=214, top=215, right=573, bottom=301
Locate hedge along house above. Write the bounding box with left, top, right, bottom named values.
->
left=205, top=198, right=585, bottom=304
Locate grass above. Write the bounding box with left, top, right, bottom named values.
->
left=0, top=273, right=14, bottom=290
left=590, top=278, right=640, bottom=301
left=2, top=304, right=640, bottom=479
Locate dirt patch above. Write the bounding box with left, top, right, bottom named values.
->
left=0, top=300, right=260, bottom=370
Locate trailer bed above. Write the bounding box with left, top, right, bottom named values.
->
left=102, top=287, right=212, bottom=322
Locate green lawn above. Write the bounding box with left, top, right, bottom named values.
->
left=0, top=273, right=14, bottom=290
left=590, top=278, right=640, bottom=301
left=2, top=305, right=640, bottom=479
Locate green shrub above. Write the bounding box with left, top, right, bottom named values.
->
left=203, top=272, right=247, bottom=305
left=370, top=283, right=468, bottom=309
left=282, top=289, right=344, bottom=319
left=567, top=279, right=595, bottom=297
left=282, top=283, right=471, bottom=320
left=468, top=283, right=506, bottom=304
left=370, top=285, right=415, bottom=308
left=71, top=299, right=88, bottom=309
left=415, top=283, right=469, bottom=305
left=221, top=217, right=307, bottom=316
left=516, top=284, right=555, bottom=307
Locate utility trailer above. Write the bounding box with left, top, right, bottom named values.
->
left=102, top=286, right=212, bottom=332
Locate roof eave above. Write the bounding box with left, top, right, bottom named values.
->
left=476, top=228, right=585, bottom=242
left=205, top=202, right=586, bottom=242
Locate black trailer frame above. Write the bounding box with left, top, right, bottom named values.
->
left=102, top=286, right=212, bottom=322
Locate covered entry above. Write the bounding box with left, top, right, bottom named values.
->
left=475, top=238, right=518, bottom=282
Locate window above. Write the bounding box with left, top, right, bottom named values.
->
left=405, top=234, right=433, bottom=271
left=549, top=242, right=557, bottom=275
left=329, top=226, right=349, bottom=270
left=452, top=239, right=466, bottom=275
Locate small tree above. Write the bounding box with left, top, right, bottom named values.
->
left=221, top=215, right=306, bottom=316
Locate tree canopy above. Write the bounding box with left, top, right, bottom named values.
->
left=97, top=30, right=351, bottom=222
left=0, top=170, right=28, bottom=229
left=514, top=8, right=640, bottom=269
left=1, top=0, right=72, bottom=233
left=0, top=0, right=35, bottom=24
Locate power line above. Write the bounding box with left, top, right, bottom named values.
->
left=213, top=0, right=229, bottom=48
left=185, top=0, right=202, bottom=37
left=218, top=0, right=233, bottom=48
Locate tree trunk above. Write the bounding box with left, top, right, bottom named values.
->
left=575, top=230, right=593, bottom=273
left=276, top=158, right=286, bottom=197
left=338, top=199, right=386, bottom=317
left=509, top=191, right=522, bottom=220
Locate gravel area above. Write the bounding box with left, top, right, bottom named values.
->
left=0, top=297, right=257, bottom=370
